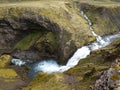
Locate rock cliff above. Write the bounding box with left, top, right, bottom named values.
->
left=0, top=0, right=95, bottom=63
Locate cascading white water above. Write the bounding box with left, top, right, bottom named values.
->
left=28, top=60, right=60, bottom=78
left=11, top=10, right=120, bottom=76
left=12, top=58, right=26, bottom=66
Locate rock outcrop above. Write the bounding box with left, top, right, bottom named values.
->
left=92, top=59, right=120, bottom=90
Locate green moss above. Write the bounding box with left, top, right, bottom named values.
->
left=35, top=32, right=58, bottom=53
left=45, top=32, right=58, bottom=51
left=14, top=32, right=41, bottom=50
left=0, top=55, right=11, bottom=68
left=0, top=69, right=18, bottom=78
left=22, top=73, right=70, bottom=90
left=113, top=66, right=120, bottom=71
left=111, top=74, right=119, bottom=81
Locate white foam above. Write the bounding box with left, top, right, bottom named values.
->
left=34, top=60, right=60, bottom=73
left=59, top=46, right=90, bottom=72
left=11, top=58, right=26, bottom=66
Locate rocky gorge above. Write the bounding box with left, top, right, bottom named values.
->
left=0, top=0, right=120, bottom=90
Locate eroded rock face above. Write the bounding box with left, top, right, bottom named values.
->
left=0, top=15, right=72, bottom=62
left=0, top=9, right=78, bottom=63
left=0, top=1, right=96, bottom=63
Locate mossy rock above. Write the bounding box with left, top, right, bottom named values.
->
left=0, top=69, right=18, bottom=78
left=14, top=32, right=42, bottom=50
left=113, top=66, right=120, bottom=71
left=0, top=55, right=11, bottom=68
left=35, top=32, right=58, bottom=53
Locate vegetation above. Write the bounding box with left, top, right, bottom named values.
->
left=0, top=0, right=95, bottom=48
left=0, top=55, right=11, bottom=68
left=22, top=73, right=70, bottom=90
left=14, top=32, right=41, bottom=50
left=0, top=55, right=18, bottom=78
left=0, top=69, right=18, bottom=78
left=35, top=32, right=58, bottom=53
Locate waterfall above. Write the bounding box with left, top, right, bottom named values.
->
left=11, top=10, right=120, bottom=76
left=58, top=10, right=120, bottom=72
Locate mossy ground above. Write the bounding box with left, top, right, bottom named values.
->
left=22, top=73, right=70, bottom=90
left=0, top=69, right=18, bottom=78
left=35, top=32, right=58, bottom=53
left=0, top=55, right=11, bottom=68
left=0, top=55, right=18, bottom=78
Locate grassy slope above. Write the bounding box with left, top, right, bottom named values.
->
left=74, top=0, right=120, bottom=36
